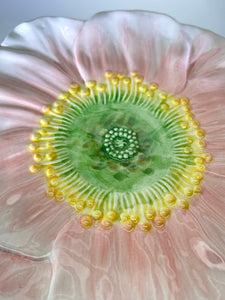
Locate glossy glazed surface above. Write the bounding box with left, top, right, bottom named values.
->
left=0, top=11, right=225, bottom=300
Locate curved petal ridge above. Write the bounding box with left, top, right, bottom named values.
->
left=75, top=11, right=193, bottom=93
left=0, top=128, right=74, bottom=257
left=48, top=211, right=225, bottom=300
left=0, top=17, right=85, bottom=131
left=0, top=250, right=52, bottom=300
left=190, top=174, right=225, bottom=253
left=1, top=17, right=84, bottom=81
left=0, top=106, right=40, bottom=131
left=181, top=31, right=225, bottom=178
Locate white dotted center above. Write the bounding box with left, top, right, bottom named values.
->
left=103, top=127, right=139, bottom=160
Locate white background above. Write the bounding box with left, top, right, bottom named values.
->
left=0, top=0, right=225, bottom=43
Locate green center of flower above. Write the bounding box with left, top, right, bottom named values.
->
left=103, top=127, right=139, bottom=160
left=28, top=71, right=212, bottom=232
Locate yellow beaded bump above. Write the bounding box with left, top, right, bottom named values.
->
left=80, top=215, right=93, bottom=229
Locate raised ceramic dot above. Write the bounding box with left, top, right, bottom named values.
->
left=79, top=87, right=90, bottom=97
left=92, top=210, right=102, bottom=220
left=123, top=220, right=135, bottom=232
left=30, top=132, right=41, bottom=142
left=28, top=144, right=37, bottom=153
left=180, top=97, right=189, bottom=105
left=135, top=76, right=143, bottom=84
left=164, top=193, right=176, bottom=206
left=145, top=208, right=156, bottom=221
left=55, top=190, right=64, bottom=202
left=202, top=152, right=212, bottom=162
left=105, top=71, right=114, bottom=78
left=102, top=218, right=113, bottom=230
left=183, top=187, right=193, bottom=197
left=106, top=211, right=118, bottom=222
left=33, top=153, right=42, bottom=163
left=50, top=176, right=59, bottom=187
left=123, top=77, right=131, bottom=85
left=177, top=199, right=189, bottom=209
left=131, top=71, right=139, bottom=77
left=75, top=200, right=86, bottom=212
left=87, top=199, right=95, bottom=208
left=181, top=121, right=189, bottom=129
left=86, top=80, right=96, bottom=89
left=29, top=164, right=40, bottom=174
left=170, top=97, right=180, bottom=107
left=80, top=215, right=93, bottom=229
left=150, top=83, right=158, bottom=91
left=159, top=92, right=167, bottom=101
left=196, top=129, right=205, bottom=138
left=195, top=157, right=204, bottom=165
left=141, top=221, right=152, bottom=232
left=96, top=83, right=107, bottom=92
left=130, top=213, right=140, bottom=224
left=161, top=103, right=169, bottom=111
left=46, top=187, right=55, bottom=198
left=111, top=77, right=119, bottom=85
left=184, top=147, right=192, bottom=154
left=160, top=207, right=171, bottom=219
left=120, top=213, right=130, bottom=223
left=154, top=216, right=165, bottom=228
left=39, top=118, right=50, bottom=127
left=138, top=84, right=149, bottom=93
left=194, top=185, right=201, bottom=193
left=45, top=152, right=57, bottom=161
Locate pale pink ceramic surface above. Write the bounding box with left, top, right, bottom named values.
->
left=0, top=11, right=225, bottom=300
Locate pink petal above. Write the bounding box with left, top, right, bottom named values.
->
left=75, top=11, right=192, bottom=93
left=0, top=129, right=73, bottom=257
left=0, top=17, right=84, bottom=130
left=0, top=250, right=52, bottom=300
left=191, top=173, right=225, bottom=251
left=2, top=17, right=84, bottom=82
left=181, top=31, right=225, bottom=175
left=0, top=105, right=40, bottom=131
left=49, top=208, right=225, bottom=300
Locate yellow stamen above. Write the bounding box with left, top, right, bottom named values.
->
left=92, top=210, right=102, bottom=220
left=96, top=83, right=107, bottom=92
left=106, top=211, right=118, bottom=222
left=55, top=190, right=64, bottom=202
left=75, top=200, right=86, bottom=212
left=164, top=193, right=177, bottom=206
left=123, top=77, right=131, bottom=85
left=150, top=83, right=158, bottom=91
left=123, top=219, right=135, bottom=232
left=145, top=208, right=156, bottom=221
left=105, top=71, right=114, bottom=78
left=29, top=164, right=40, bottom=174
left=154, top=216, right=165, bottom=228
left=138, top=84, right=149, bottom=93
left=141, top=221, right=152, bottom=232
left=80, top=87, right=90, bottom=97
left=80, top=215, right=93, bottom=229
left=177, top=199, right=189, bottom=209
left=86, top=80, right=96, bottom=89
left=46, top=186, right=55, bottom=198
left=102, top=218, right=113, bottom=230
left=160, top=207, right=171, bottom=219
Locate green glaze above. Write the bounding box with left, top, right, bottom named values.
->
left=29, top=77, right=208, bottom=227
left=54, top=99, right=192, bottom=194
